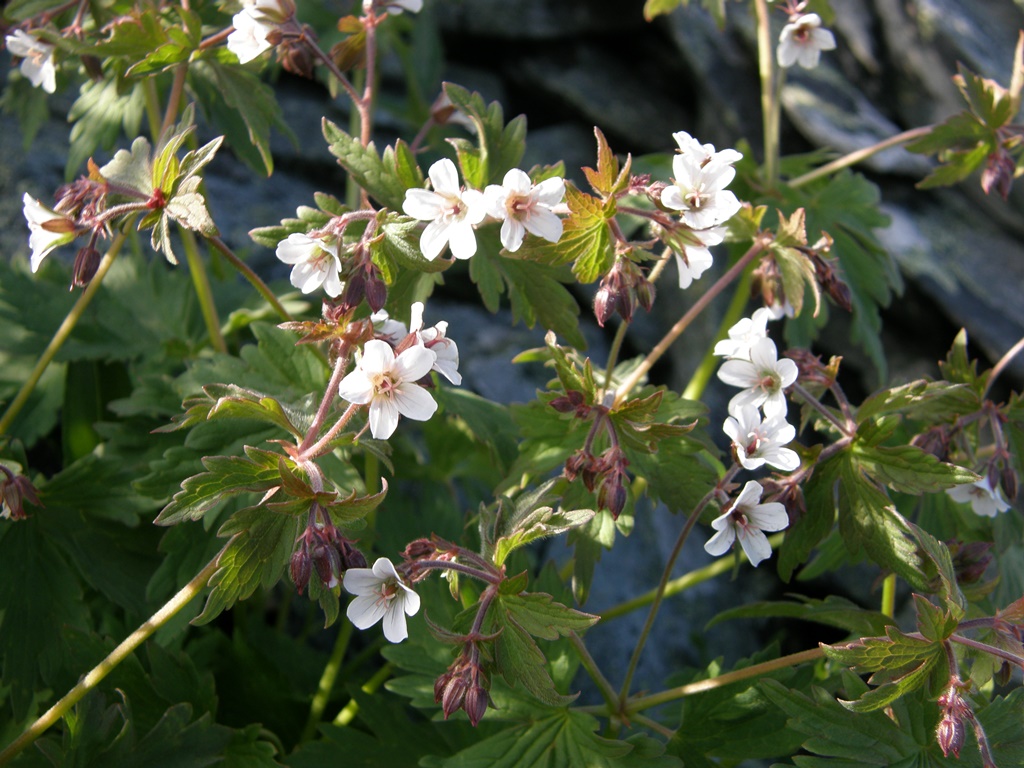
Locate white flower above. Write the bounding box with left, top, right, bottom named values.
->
left=337, top=339, right=438, bottom=439
left=5, top=31, right=56, bottom=94
left=344, top=557, right=421, bottom=643
left=227, top=9, right=275, bottom=64
left=671, top=131, right=743, bottom=169
left=402, top=159, right=487, bottom=260
left=724, top=405, right=800, bottom=471
left=483, top=169, right=565, bottom=252
left=946, top=478, right=1011, bottom=518
left=22, top=193, right=75, bottom=272
left=714, top=308, right=775, bottom=359
left=409, top=302, right=461, bottom=385
left=370, top=308, right=409, bottom=345
left=766, top=299, right=796, bottom=320
left=661, top=153, right=742, bottom=230
left=381, top=0, right=423, bottom=13
left=718, top=337, right=799, bottom=418
left=777, top=13, right=837, bottom=70
left=673, top=226, right=726, bottom=289
left=243, top=0, right=295, bottom=23
left=275, top=232, right=344, bottom=297
left=704, top=480, right=789, bottom=566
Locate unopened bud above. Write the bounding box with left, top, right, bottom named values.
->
left=937, top=711, right=966, bottom=758
left=403, top=538, right=436, bottom=561
left=72, top=245, right=101, bottom=288
left=594, top=285, right=616, bottom=327
left=598, top=475, right=627, bottom=520
left=365, top=272, right=388, bottom=313
left=278, top=30, right=317, bottom=79
left=911, top=425, right=951, bottom=461
left=1001, top=465, right=1018, bottom=502
left=635, top=276, right=656, bottom=312
left=981, top=147, right=1016, bottom=200
left=290, top=548, right=312, bottom=594
left=464, top=682, right=489, bottom=727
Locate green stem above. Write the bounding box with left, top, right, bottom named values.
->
left=881, top=573, right=897, bottom=618
left=301, top=621, right=354, bottom=741
left=332, top=663, right=394, bottom=726
left=569, top=631, right=619, bottom=712
left=754, top=0, right=780, bottom=189
left=788, top=126, right=932, bottom=188
left=603, top=322, right=628, bottom=393
left=142, top=79, right=163, bottom=143
left=681, top=265, right=754, bottom=401
left=632, top=713, right=675, bottom=740
left=0, top=233, right=127, bottom=436
left=0, top=542, right=226, bottom=765
left=982, top=333, right=1024, bottom=400
left=613, top=238, right=769, bottom=409
left=599, top=532, right=785, bottom=622
left=206, top=235, right=292, bottom=322
left=159, top=63, right=188, bottom=138
left=182, top=230, right=227, bottom=353
left=617, top=464, right=741, bottom=710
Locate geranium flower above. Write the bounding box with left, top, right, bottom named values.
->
left=344, top=557, right=421, bottom=643
left=408, top=302, right=461, bottom=385
left=483, top=168, right=565, bottom=252
left=673, top=225, right=726, bottom=289
left=227, top=10, right=275, bottom=63
left=22, top=193, right=76, bottom=272
left=714, top=308, right=774, bottom=359
left=946, top=478, right=1011, bottom=518
left=718, top=337, right=798, bottom=418
left=370, top=308, right=409, bottom=345
left=5, top=30, right=56, bottom=94
left=381, top=0, right=423, bottom=13
left=724, top=405, right=800, bottom=471
left=704, top=480, right=788, bottom=567
left=671, top=131, right=743, bottom=169
left=777, top=13, right=837, bottom=70
left=661, top=153, right=741, bottom=230
left=337, top=339, right=438, bottom=439
left=402, top=159, right=486, bottom=260
left=275, top=232, right=344, bottom=297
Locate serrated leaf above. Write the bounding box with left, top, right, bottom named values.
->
left=155, top=446, right=284, bottom=525
left=911, top=526, right=967, bottom=619
left=322, top=120, right=408, bottom=210
left=442, top=82, right=527, bottom=187
left=192, top=505, right=300, bottom=625
left=955, top=64, right=1017, bottom=130
left=67, top=78, right=146, bottom=179
left=856, top=379, right=978, bottom=423
left=708, top=595, right=889, bottom=637
left=490, top=606, right=577, bottom=707
left=852, top=443, right=979, bottom=494
left=913, top=593, right=958, bottom=643
left=778, top=451, right=839, bottom=581
left=499, top=592, right=598, bottom=641
left=99, top=135, right=154, bottom=195
left=772, top=244, right=820, bottom=318
left=519, top=183, right=612, bottom=279
left=494, top=507, right=595, bottom=566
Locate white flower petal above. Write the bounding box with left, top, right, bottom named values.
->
left=428, top=158, right=461, bottom=195
left=346, top=593, right=388, bottom=629
left=392, top=345, right=436, bottom=382
left=501, top=168, right=533, bottom=194
left=704, top=524, right=735, bottom=557
left=533, top=176, right=566, bottom=206
left=369, top=396, right=400, bottom=439
left=447, top=219, right=479, bottom=260
left=748, top=502, right=789, bottom=532
left=381, top=602, right=409, bottom=642
left=736, top=527, right=773, bottom=567
left=393, top=383, right=438, bottom=422
left=337, top=370, right=374, bottom=405
left=420, top=218, right=450, bottom=260
left=522, top=207, right=563, bottom=243
left=403, top=189, right=443, bottom=221
left=500, top=218, right=526, bottom=252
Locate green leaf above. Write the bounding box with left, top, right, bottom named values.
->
left=519, top=183, right=613, bottom=281
left=856, top=379, right=978, bottom=423
left=494, top=506, right=595, bottom=567
left=99, top=135, right=154, bottom=195
left=68, top=79, right=146, bottom=179
left=155, top=446, right=284, bottom=526
left=433, top=387, right=518, bottom=472
left=778, top=450, right=839, bottom=581
left=443, top=82, right=527, bottom=187
left=707, top=595, right=889, bottom=637
left=836, top=458, right=929, bottom=589
left=954, top=64, right=1017, bottom=130
left=4, top=0, right=69, bottom=21
left=499, top=592, right=598, bottom=641
left=189, top=58, right=288, bottom=176
left=852, top=443, right=979, bottom=494
left=490, top=604, right=577, bottom=707
left=192, top=505, right=300, bottom=625
left=913, top=593, right=958, bottom=643
left=322, top=120, right=410, bottom=211
left=912, top=526, right=968, bottom=619
left=420, top=708, right=682, bottom=768
left=581, top=127, right=632, bottom=198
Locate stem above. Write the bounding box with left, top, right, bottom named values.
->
left=949, top=634, right=1024, bottom=668
left=617, top=465, right=740, bottom=709
left=0, top=233, right=127, bottom=436
left=613, top=238, right=769, bottom=408
left=983, top=333, right=1024, bottom=399
left=603, top=322, right=628, bottom=393
left=791, top=382, right=854, bottom=436
left=332, top=663, right=394, bottom=726
left=754, top=0, right=780, bottom=188
left=142, top=79, right=163, bottom=142
left=681, top=266, right=754, bottom=401
left=206, top=236, right=292, bottom=321
left=159, top=63, right=189, bottom=139
left=0, top=542, right=227, bottom=765
left=789, top=126, right=933, bottom=188
left=412, top=560, right=502, bottom=585
left=298, top=357, right=350, bottom=455
left=616, top=648, right=824, bottom=715
left=181, top=230, right=227, bottom=353
left=301, top=621, right=353, bottom=741
left=880, top=573, right=897, bottom=618
left=632, top=713, right=675, bottom=739
left=569, top=631, right=619, bottom=712
left=300, top=403, right=361, bottom=460
left=599, top=532, right=785, bottom=621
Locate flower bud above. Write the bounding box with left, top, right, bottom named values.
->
left=598, top=475, right=627, bottom=520
left=464, top=681, right=490, bottom=727
left=911, top=425, right=951, bottom=461
left=402, top=538, right=436, bottom=561
left=278, top=29, right=317, bottom=79
left=949, top=540, right=993, bottom=585
left=635, top=275, right=656, bottom=312
left=0, top=471, right=41, bottom=521
left=364, top=271, right=388, bottom=314
left=72, top=245, right=102, bottom=288
left=1000, top=465, right=1018, bottom=503
left=594, top=284, right=616, bottom=328
left=981, top=147, right=1016, bottom=200
left=937, top=710, right=966, bottom=758
left=290, top=548, right=312, bottom=594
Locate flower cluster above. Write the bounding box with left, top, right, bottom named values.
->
left=660, top=132, right=743, bottom=290
left=706, top=309, right=801, bottom=565
left=402, top=159, right=566, bottom=260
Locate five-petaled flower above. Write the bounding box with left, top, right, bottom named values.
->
left=672, top=131, right=743, bottom=170
left=717, top=337, right=799, bottom=418
left=946, top=478, right=1011, bottom=518
left=661, top=152, right=742, bottom=230
left=704, top=480, right=789, bottom=567
left=714, top=308, right=775, bottom=360
left=22, top=193, right=76, bottom=272
left=275, top=232, right=345, bottom=297
left=337, top=339, right=438, bottom=439
left=5, top=30, right=57, bottom=94
left=777, top=13, right=836, bottom=70
left=724, top=405, right=800, bottom=472
left=483, top=168, right=565, bottom=253
left=344, top=557, right=421, bottom=643
left=402, top=159, right=486, bottom=260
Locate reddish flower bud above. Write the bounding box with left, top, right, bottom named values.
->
left=911, top=425, right=951, bottom=461
left=598, top=475, right=627, bottom=520
left=1000, top=465, right=1018, bottom=502
left=635, top=276, right=656, bottom=312
left=0, top=471, right=41, bottom=521
left=464, top=681, right=490, bottom=727
left=594, top=284, right=616, bottom=327
left=290, top=548, right=312, bottom=594
left=937, top=711, right=966, bottom=758
left=365, top=272, right=388, bottom=314
left=72, top=245, right=101, bottom=288
left=981, top=147, right=1016, bottom=200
